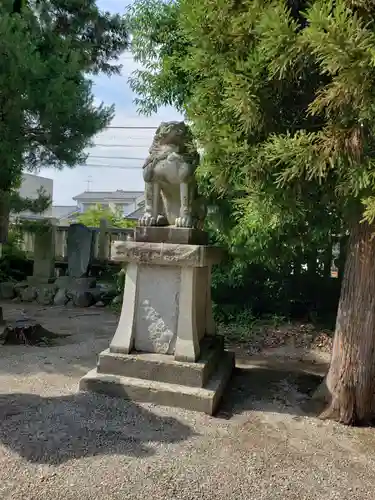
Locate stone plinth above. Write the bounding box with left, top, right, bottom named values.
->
left=134, top=226, right=209, bottom=245
left=33, top=223, right=56, bottom=281
left=79, top=233, right=234, bottom=415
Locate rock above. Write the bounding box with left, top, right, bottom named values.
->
left=88, top=287, right=102, bottom=304
left=53, top=288, right=69, bottom=306
left=21, top=286, right=38, bottom=302
left=89, top=282, right=118, bottom=305
left=0, top=323, right=6, bottom=343
left=96, top=281, right=117, bottom=293
left=27, top=276, right=55, bottom=285
left=97, top=282, right=117, bottom=297
left=0, top=282, right=15, bottom=300
left=14, top=281, right=29, bottom=296
left=73, top=277, right=96, bottom=289
left=55, top=276, right=96, bottom=291
left=54, top=276, right=74, bottom=289
left=71, top=290, right=95, bottom=308
left=36, top=284, right=58, bottom=306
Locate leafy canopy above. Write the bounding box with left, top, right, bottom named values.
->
left=0, top=0, right=128, bottom=210
left=75, top=204, right=136, bottom=229
left=127, top=0, right=375, bottom=263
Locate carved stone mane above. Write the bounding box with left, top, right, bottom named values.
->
left=139, top=121, right=205, bottom=228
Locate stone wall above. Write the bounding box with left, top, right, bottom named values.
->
left=17, top=223, right=133, bottom=262
left=0, top=277, right=120, bottom=308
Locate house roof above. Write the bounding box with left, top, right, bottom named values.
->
left=51, top=205, right=78, bottom=219
left=73, top=190, right=144, bottom=201
left=126, top=206, right=144, bottom=220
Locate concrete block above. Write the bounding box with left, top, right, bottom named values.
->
left=134, top=226, right=209, bottom=245
left=80, top=350, right=234, bottom=415
left=98, top=336, right=223, bottom=388
left=111, top=241, right=223, bottom=268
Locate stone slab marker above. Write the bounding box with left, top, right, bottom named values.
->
left=79, top=229, right=234, bottom=415
left=98, top=218, right=109, bottom=261
left=33, top=221, right=56, bottom=281
left=67, top=223, right=94, bottom=277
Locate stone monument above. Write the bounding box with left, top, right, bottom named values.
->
left=67, top=223, right=94, bottom=277
left=79, top=121, right=234, bottom=415
left=32, top=221, right=56, bottom=282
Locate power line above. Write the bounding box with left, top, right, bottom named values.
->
left=105, top=126, right=158, bottom=130
left=88, top=155, right=145, bottom=160
left=81, top=164, right=142, bottom=169
left=91, top=144, right=149, bottom=148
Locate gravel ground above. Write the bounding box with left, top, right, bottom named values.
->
left=0, top=302, right=374, bottom=500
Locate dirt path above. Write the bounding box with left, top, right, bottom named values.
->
left=0, top=302, right=374, bottom=500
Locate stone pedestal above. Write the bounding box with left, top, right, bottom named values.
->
left=32, top=222, right=56, bottom=281
left=79, top=228, right=234, bottom=415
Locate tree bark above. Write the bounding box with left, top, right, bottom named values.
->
left=316, top=216, right=375, bottom=425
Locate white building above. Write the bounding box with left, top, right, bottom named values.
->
left=14, top=177, right=146, bottom=225
left=51, top=205, right=79, bottom=225
left=72, top=190, right=144, bottom=216
left=15, top=173, right=54, bottom=219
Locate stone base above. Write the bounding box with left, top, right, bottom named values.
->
left=27, top=276, right=55, bottom=285
left=79, top=337, right=234, bottom=415
left=110, top=242, right=223, bottom=361
left=134, top=226, right=208, bottom=245
left=101, top=336, right=223, bottom=387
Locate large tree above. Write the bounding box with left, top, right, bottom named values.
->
left=0, top=0, right=128, bottom=239
left=128, top=0, right=375, bottom=425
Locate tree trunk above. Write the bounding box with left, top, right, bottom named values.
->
left=337, top=234, right=348, bottom=281
left=317, top=216, right=375, bottom=425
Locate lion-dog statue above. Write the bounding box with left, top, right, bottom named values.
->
left=139, top=121, right=206, bottom=229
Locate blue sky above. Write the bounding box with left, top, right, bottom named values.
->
left=39, top=0, right=183, bottom=205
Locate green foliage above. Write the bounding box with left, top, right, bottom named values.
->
left=0, top=226, right=31, bottom=282
left=0, top=0, right=128, bottom=237
left=2, top=227, right=26, bottom=259
left=75, top=204, right=137, bottom=228
left=116, top=267, right=126, bottom=294
left=211, top=257, right=340, bottom=328
left=129, top=0, right=375, bottom=338
left=127, top=0, right=191, bottom=114
left=14, top=218, right=54, bottom=236
left=9, top=190, right=51, bottom=215
left=128, top=0, right=375, bottom=265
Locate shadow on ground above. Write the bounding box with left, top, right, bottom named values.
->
left=0, top=392, right=195, bottom=465
left=218, top=364, right=323, bottom=419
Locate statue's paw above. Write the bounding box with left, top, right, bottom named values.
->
left=139, top=214, right=156, bottom=226
left=175, top=215, right=193, bottom=228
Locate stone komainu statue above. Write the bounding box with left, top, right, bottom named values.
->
left=139, top=121, right=206, bottom=229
